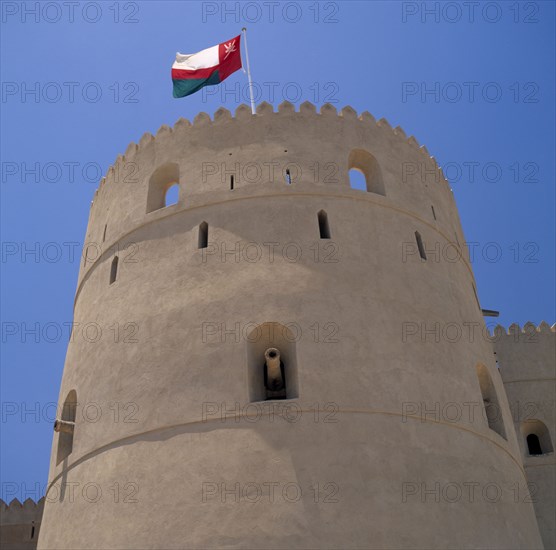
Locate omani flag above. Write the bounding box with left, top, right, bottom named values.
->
left=172, top=35, right=242, bottom=98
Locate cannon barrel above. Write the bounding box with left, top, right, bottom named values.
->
left=54, top=419, right=75, bottom=434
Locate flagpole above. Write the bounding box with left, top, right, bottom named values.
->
left=242, top=27, right=256, bottom=115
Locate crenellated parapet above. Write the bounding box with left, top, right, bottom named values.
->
left=82, top=101, right=465, bottom=290
left=0, top=498, right=44, bottom=549
left=0, top=498, right=44, bottom=522
left=491, top=321, right=555, bottom=381
left=492, top=322, right=555, bottom=550
left=95, top=101, right=448, bottom=198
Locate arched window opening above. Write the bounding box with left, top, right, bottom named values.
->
left=246, top=322, right=300, bottom=402
left=164, top=183, right=179, bottom=207
left=348, top=168, right=367, bottom=191
left=110, top=256, right=118, bottom=285
left=56, top=390, right=77, bottom=464
left=348, top=149, right=385, bottom=195
left=230, top=175, right=234, bottom=190
left=146, top=162, right=180, bottom=213
left=198, top=222, right=208, bottom=249
left=285, top=169, right=292, bottom=185
left=521, top=419, right=553, bottom=456
left=318, top=210, right=331, bottom=239
left=431, top=205, right=437, bottom=220
left=415, top=231, right=426, bottom=260
left=475, top=364, right=506, bottom=439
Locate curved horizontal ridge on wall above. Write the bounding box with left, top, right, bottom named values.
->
left=93, top=100, right=448, bottom=201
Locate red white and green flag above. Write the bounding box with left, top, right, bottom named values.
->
left=172, top=35, right=242, bottom=98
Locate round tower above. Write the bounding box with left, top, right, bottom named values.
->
left=38, top=101, right=543, bottom=549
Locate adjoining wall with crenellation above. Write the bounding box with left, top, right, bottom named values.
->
left=0, top=498, right=44, bottom=550
left=494, top=322, right=556, bottom=550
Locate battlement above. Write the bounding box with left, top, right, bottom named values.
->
left=0, top=498, right=44, bottom=522
left=82, top=100, right=467, bottom=289
left=491, top=322, right=556, bottom=383
left=0, top=498, right=43, bottom=549
left=490, top=321, right=555, bottom=338
left=96, top=100, right=448, bottom=197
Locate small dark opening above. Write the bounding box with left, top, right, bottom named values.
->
left=318, top=210, right=331, bottom=239
left=527, top=434, right=543, bottom=455
left=198, top=222, right=208, bottom=249
left=415, top=231, right=426, bottom=260
left=110, top=256, right=118, bottom=285
left=103, top=224, right=107, bottom=242
left=285, top=169, right=291, bottom=184
left=230, top=175, right=234, bottom=190
left=431, top=205, right=436, bottom=220
left=269, top=350, right=277, bottom=358
left=31, top=524, right=35, bottom=539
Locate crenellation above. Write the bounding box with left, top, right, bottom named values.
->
left=256, top=101, right=274, bottom=115
left=359, top=111, right=376, bottom=124
left=156, top=124, right=172, bottom=137
left=278, top=100, right=295, bottom=113
left=376, top=117, right=391, bottom=129
left=193, top=111, right=211, bottom=126
left=138, top=131, right=154, bottom=148
left=213, top=107, right=232, bottom=122
left=173, top=117, right=192, bottom=131
left=234, top=103, right=251, bottom=119
left=407, top=135, right=419, bottom=148
left=393, top=125, right=406, bottom=138
left=124, top=141, right=138, bottom=158
left=340, top=105, right=357, bottom=119
left=319, top=102, right=337, bottom=116
left=491, top=321, right=556, bottom=337
left=0, top=496, right=44, bottom=519
left=300, top=100, right=316, bottom=114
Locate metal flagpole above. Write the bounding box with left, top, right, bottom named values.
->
left=242, top=27, right=256, bottom=114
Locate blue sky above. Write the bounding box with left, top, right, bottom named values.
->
left=1, top=1, right=554, bottom=499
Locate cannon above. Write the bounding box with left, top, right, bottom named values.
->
left=264, top=347, right=286, bottom=400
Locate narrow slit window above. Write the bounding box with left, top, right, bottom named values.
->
left=110, top=256, right=118, bottom=285
left=527, top=434, right=542, bottom=455
left=230, top=175, right=234, bottom=190
left=56, top=390, right=77, bottom=464
left=475, top=364, right=506, bottom=439
left=198, top=222, right=208, bottom=249
left=415, top=231, right=426, bottom=260
left=31, top=524, right=35, bottom=539
left=431, top=205, right=436, bottom=220
left=285, top=169, right=291, bottom=185
left=318, top=210, right=331, bottom=239
left=102, top=224, right=107, bottom=242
